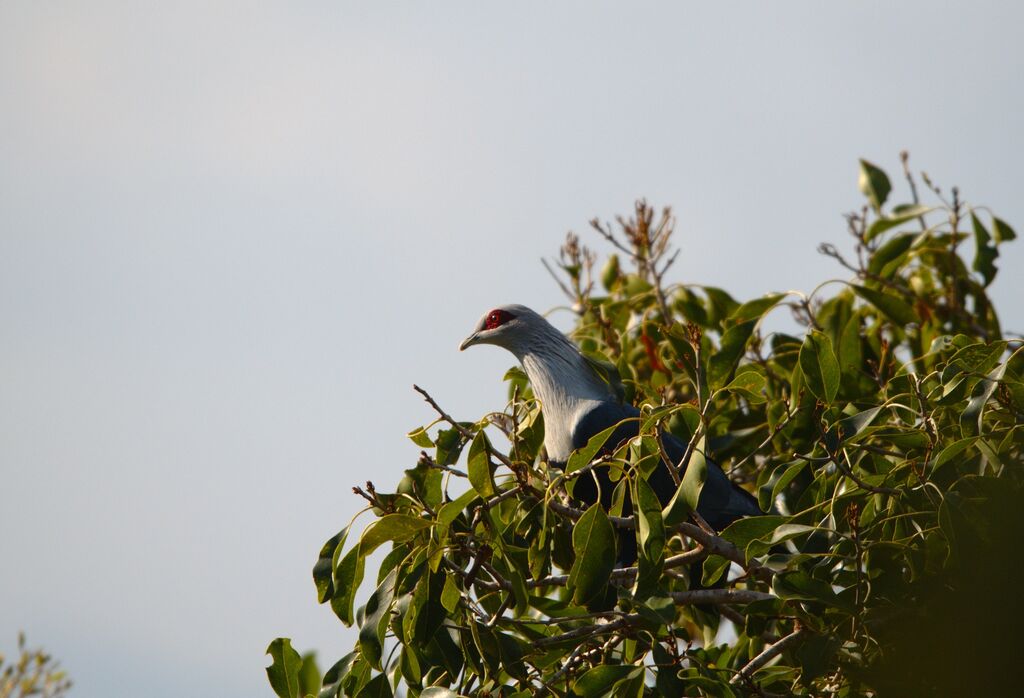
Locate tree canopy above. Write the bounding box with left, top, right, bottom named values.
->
left=268, top=155, right=1022, bottom=697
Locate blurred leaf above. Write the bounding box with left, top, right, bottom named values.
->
left=853, top=285, right=918, bottom=326
left=297, top=652, right=321, bottom=698
left=727, top=293, right=786, bottom=326
left=971, top=213, right=999, bottom=286
left=708, top=319, right=757, bottom=389
left=724, top=368, right=767, bottom=403
left=858, top=159, right=891, bottom=212
left=866, top=204, right=932, bottom=240
left=992, top=215, right=1017, bottom=242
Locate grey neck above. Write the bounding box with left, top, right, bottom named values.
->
left=511, top=331, right=611, bottom=462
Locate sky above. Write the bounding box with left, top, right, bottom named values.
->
left=1, top=2, right=1022, bottom=696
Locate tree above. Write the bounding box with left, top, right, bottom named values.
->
left=0, top=634, right=72, bottom=698
left=268, top=154, right=1022, bottom=697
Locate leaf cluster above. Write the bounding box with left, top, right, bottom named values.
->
left=268, top=156, right=1023, bottom=697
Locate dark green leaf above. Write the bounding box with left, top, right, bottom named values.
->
left=858, top=159, right=891, bottom=211
left=708, top=319, right=757, bottom=389
left=720, top=515, right=787, bottom=563
left=358, top=567, right=397, bottom=670
left=572, top=665, right=643, bottom=697
left=314, top=525, right=351, bottom=604
left=567, top=504, right=616, bottom=605
left=799, top=330, right=840, bottom=404
left=354, top=674, right=393, bottom=698
left=971, top=212, right=998, bottom=286
left=331, top=545, right=365, bottom=626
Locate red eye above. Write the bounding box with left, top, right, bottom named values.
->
left=485, top=309, right=514, bottom=330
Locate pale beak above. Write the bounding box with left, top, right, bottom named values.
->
left=459, top=332, right=480, bottom=351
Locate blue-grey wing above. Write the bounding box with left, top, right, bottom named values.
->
left=572, top=401, right=761, bottom=530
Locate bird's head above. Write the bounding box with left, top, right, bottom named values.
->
left=459, top=304, right=543, bottom=354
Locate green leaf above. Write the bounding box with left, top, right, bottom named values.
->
left=858, top=159, right=891, bottom=212
left=567, top=504, right=616, bottom=605
left=865, top=204, right=932, bottom=240
left=992, top=215, right=1016, bottom=242
left=971, top=212, right=999, bottom=286
left=634, top=477, right=665, bottom=562
left=799, top=330, right=840, bottom=404
left=420, top=689, right=461, bottom=698
left=867, top=233, right=916, bottom=276
left=727, top=293, right=786, bottom=326
left=265, top=638, right=303, bottom=698
left=467, top=430, right=496, bottom=498
left=354, top=674, right=393, bottom=698
left=701, top=554, right=731, bottom=586
left=720, top=515, right=787, bottom=563
left=437, top=489, right=478, bottom=528
left=661, top=435, right=708, bottom=526
left=360, top=514, right=433, bottom=556
left=435, top=427, right=466, bottom=467
left=835, top=406, right=883, bottom=444
left=297, top=652, right=321, bottom=697
left=441, top=572, right=461, bottom=613
left=566, top=422, right=622, bottom=475
left=961, top=357, right=1009, bottom=436
left=853, top=285, right=918, bottom=326
left=724, top=368, right=767, bottom=403
left=331, top=545, right=365, bottom=626
left=358, top=567, right=397, bottom=670
left=572, top=665, right=643, bottom=697
left=407, top=426, right=434, bottom=448
left=758, top=460, right=805, bottom=512
left=708, top=319, right=757, bottom=389
left=313, top=525, right=351, bottom=604
left=932, top=437, right=977, bottom=475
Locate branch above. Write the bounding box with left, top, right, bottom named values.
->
left=730, top=626, right=808, bottom=685
left=668, top=589, right=774, bottom=606
left=413, top=384, right=515, bottom=469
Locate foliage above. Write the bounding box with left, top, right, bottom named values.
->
left=268, top=154, right=1022, bottom=697
left=0, top=634, right=71, bottom=698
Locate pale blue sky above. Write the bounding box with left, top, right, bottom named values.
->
left=1, top=2, right=1021, bottom=696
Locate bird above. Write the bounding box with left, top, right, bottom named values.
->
left=459, top=304, right=761, bottom=559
